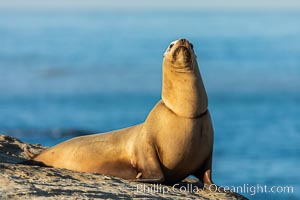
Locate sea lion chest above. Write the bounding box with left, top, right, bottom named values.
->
left=144, top=101, right=213, bottom=181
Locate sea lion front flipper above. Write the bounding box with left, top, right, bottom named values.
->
left=130, top=141, right=165, bottom=183
left=193, top=152, right=213, bottom=185
left=131, top=178, right=165, bottom=183
left=132, top=157, right=165, bottom=183
left=129, top=171, right=164, bottom=183
left=128, top=169, right=164, bottom=183
left=194, top=155, right=248, bottom=200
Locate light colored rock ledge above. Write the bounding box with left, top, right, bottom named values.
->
left=0, top=134, right=247, bottom=200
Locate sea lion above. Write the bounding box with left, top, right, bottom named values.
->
left=24, top=38, right=215, bottom=186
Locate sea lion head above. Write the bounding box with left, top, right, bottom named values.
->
left=162, top=38, right=208, bottom=117
left=163, top=38, right=196, bottom=72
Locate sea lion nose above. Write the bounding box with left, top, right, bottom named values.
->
left=179, top=38, right=190, bottom=47
left=180, top=38, right=186, bottom=44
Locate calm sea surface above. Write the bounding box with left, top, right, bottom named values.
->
left=0, top=10, right=299, bottom=199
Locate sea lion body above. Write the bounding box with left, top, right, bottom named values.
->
left=30, top=38, right=215, bottom=185
left=143, top=101, right=213, bottom=183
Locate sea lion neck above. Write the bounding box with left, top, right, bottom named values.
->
left=161, top=60, right=208, bottom=118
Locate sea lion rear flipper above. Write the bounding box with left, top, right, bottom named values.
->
left=24, top=147, right=37, bottom=158
left=18, top=159, right=50, bottom=167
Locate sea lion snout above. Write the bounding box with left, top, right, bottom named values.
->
left=167, top=39, right=193, bottom=69
left=173, top=46, right=191, bottom=64
left=178, top=38, right=194, bottom=49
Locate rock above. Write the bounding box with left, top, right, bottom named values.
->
left=0, top=134, right=248, bottom=199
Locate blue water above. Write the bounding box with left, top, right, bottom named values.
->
left=0, top=10, right=299, bottom=199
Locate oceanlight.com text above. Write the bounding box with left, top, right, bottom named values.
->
left=208, top=184, right=294, bottom=196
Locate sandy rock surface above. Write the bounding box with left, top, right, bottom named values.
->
left=0, top=134, right=247, bottom=199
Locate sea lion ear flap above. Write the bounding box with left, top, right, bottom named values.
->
left=190, top=43, right=194, bottom=50
left=163, top=47, right=168, bottom=57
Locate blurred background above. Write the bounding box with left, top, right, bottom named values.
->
left=0, top=0, right=299, bottom=199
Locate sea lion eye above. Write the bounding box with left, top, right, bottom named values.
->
left=169, top=44, right=174, bottom=49
left=190, top=43, right=194, bottom=49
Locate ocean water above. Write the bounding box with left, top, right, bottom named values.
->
left=0, top=10, right=299, bottom=199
